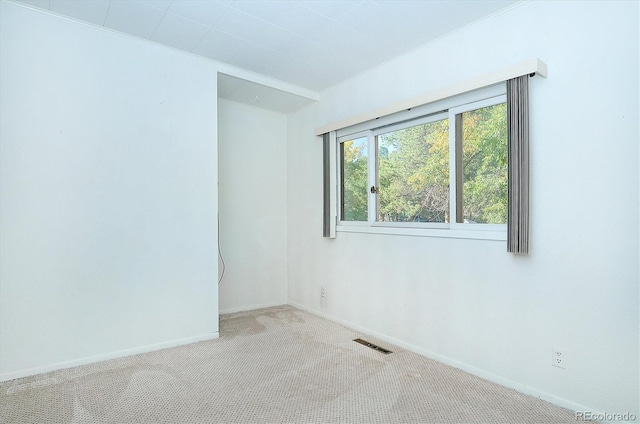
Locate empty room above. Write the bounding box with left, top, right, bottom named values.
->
left=1, top=0, right=638, bottom=423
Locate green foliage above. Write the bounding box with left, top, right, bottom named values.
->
left=339, top=103, right=507, bottom=225
left=341, top=139, right=368, bottom=221
left=461, top=103, right=507, bottom=224
left=378, top=119, right=449, bottom=222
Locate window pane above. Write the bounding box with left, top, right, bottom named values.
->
left=459, top=103, right=507, bottom=224
left=340, top=137, right=368, bottom=221
left=377, top=119, right=449, bottom=223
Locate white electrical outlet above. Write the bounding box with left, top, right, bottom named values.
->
left=321, top=286, right=326, bottom=298
left=552, top=347, right=566, bottom=369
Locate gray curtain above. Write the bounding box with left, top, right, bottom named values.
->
left=322, top=133, right=330, bottom=237
left=507, top=75, right=530, bottom=254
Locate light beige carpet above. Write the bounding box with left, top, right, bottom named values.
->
left=1, top=306, right=579, bottom=423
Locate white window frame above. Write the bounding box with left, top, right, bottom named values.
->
left=371, top=112, right=449, bottom=230
left=336, top=84, right=508, bottom=241
left=337, top=130, right=370, bottom=227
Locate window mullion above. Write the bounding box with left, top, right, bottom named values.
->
left=367, top=131, right=377, bottom=224
left=448, top=110, right=457, bottom=225
left=454, top=114, right=464, bottom=224
left=338, top=140, right=345, bottom=221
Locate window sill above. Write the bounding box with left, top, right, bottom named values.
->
left=336, top=224, right=507, bottom=241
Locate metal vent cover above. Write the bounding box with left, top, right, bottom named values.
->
left=353, top=338, right=392, bottom=354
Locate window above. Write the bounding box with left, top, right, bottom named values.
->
left=376, top=115, right=449, bottom=223
left=452, top=98, right=507, bottom=226
left=337, top=86, right=507, bottom=239
left=340, top=136, right=368, bottom=221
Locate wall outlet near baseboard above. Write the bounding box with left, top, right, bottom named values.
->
left=321, top=286, right=326, bottom=298
left=552, top=347, right=566, bottom=369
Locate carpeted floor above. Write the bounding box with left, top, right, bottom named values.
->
left=1, top=305, right=580, bottom=423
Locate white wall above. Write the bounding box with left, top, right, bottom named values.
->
left=0, top=2, right=219, bottom=380
left=287, top=0, right=639, bottom=418
left=218, top=99, right=288, bottom=313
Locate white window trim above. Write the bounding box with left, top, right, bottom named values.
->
left=336, top=84, right=508, bottom=241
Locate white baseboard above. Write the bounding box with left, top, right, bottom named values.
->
left=287, top=301, right=631, bottom=423
left=0, top=332, right=219, bottom=382
left=219, top=302, right=287, bottom=315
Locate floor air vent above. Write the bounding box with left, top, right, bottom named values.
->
left=353, top=338, right=392, bottom=354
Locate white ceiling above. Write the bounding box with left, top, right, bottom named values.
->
left=14, top=0, right=517, bottom=112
